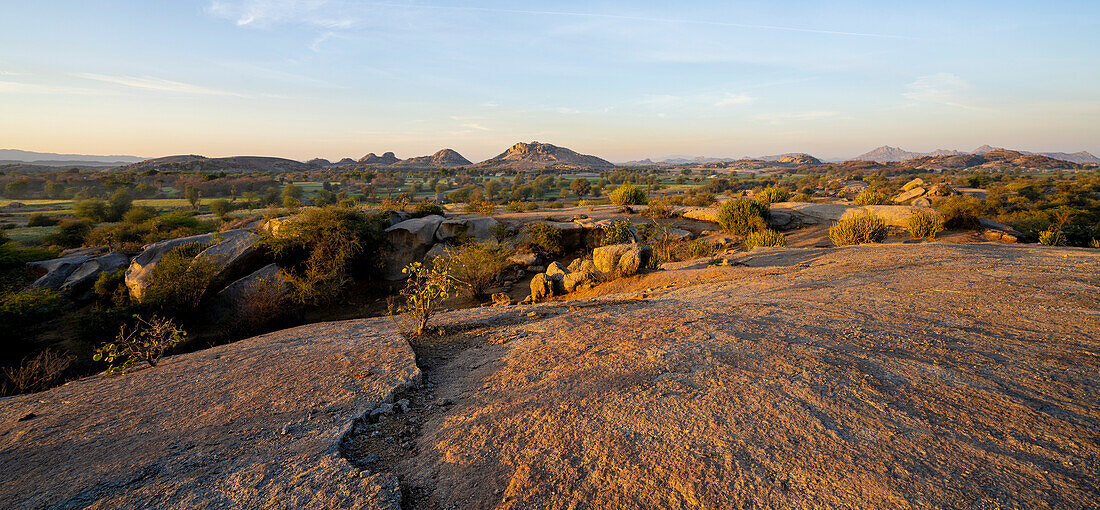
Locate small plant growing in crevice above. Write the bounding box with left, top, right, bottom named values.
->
left=93, top=315, right=187, bottom=376
left=389, top=262, right=454, bottom=336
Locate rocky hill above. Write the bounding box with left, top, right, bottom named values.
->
left=393, top=149, right=472, bottom=168
left=475, top=141, right=615, bottom=170
left=899, top=149, right=1082, bottom=171
left=0, top=149, right=145, bottom=166
left=358, top=152, right=400, bottom=165
left=2, top=243, right=1096, bottom=508
left=119, top=155, right=309, bottom=173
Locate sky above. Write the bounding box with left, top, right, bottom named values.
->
left=1, top=0, right=1098, bottom=162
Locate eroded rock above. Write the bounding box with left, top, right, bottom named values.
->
left=594, top=243, right=652, bottom=276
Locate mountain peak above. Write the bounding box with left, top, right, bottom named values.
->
left=476, top=141, right=614, bottom=170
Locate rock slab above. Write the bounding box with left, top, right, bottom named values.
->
left=0, top=318, right=419, bottom=509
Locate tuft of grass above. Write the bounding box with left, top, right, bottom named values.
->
left=744, top=229, right=786, bottom=249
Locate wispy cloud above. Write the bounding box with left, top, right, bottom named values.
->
left=639, top=91, right=756, bottom=110
left=207, top=0, right=355, bottom=29
left=714, top=92, right=755, bottom=107
left=0, top=80, right=102, bottom=95
left=72, top=73, right=246, bottom=97
left=903, top=73, right=992, bottom=111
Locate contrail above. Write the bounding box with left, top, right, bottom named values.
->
left=371, top=2, right=910, bottom=39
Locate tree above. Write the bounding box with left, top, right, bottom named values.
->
left=74, top=199, right=109, bottom=222
left=241, top=191, right=258, bottom=210
left=570, top=178, right=591, bottom=197
left=282, top=183, right=303, bottom=203
left=184, top=185, right=200, bottom=210
left=44, top=182, right=65, bottom=199
left=484, top=179, right=501, bottom=199
left=4, top=180, right=29, bottom=199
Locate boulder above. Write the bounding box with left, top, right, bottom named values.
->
left=594, top=244, right=652, bottom=277
left=424, top=243, right=449, bottom=262
left=567, top=258, right=597, bottom=273
left=680, top=207, right=720, bottom=223
left=262, top=215, right=303, bottom=236
left=546, top=261, right=568, bottom=277
left=529, top=272, right=558, bottom=301
left=893, top=187, right=928, bottom=204
left=665, top=227, right=693, bottom=241
left=926, top=183, right=954, bottom=197
left=193, top=229, right=262, bottom=282
left=125, top=232, right=220, bottom=301
left=383, top=210, right=412, bottom=227
left=491, top=293, right=512, bottom=306
left=435, top=217, right=501, bottom=243
left=981, top=230, right=1018, bottom=243
left=59, top=246, right=109, bottom=258
left=26, top=255, right=92, bottom=291
left=508, top=252, right=540, bottom=267
left=901, top=178, right=926, bottom=191
left=59, top=252, right=129, bottom=299
left=979, top=217, right=1022, bottom=237
left=383, top=215, right=445, bottom=279
left=563, top=270, right=600, bottom=293
left=912, top=197, right=932, bottom=207
left=528, top=221, right=585, bottom=252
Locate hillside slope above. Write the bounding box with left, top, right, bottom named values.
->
left=476, top=141, right=615, bottom=170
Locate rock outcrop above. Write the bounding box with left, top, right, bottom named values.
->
left=434, top=217, right=501, bottom=243
left=392, top=149, right=472, bottom=168
left=58, top=252, right=129, bottom=299
left=358, top=152, right=400, bottom=165
left=0, top=318, right=420, bottom=509
left=384, top=215, right=445, bottom=279
left=475, top=141, right=615, bottom=170
left=593, top=243, right=652, bottom=276
left=124, top=232, right=220, bottom=301
left=193, top=229, right=262, bottom=282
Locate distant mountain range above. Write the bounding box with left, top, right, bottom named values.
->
left=620, top=153, right=823, bottom=166
left=0, top=149, right=145, bottom=166
left=854, top=145, right=1100, bottom=164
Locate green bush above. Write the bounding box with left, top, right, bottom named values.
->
left=830, top=211, right=887, bottom=246
left=141, top=242, right=220, bottom=313
left=522, top=223, right=562, bottom=255
left=391, top=262, right=454, bottom=336
left=209, top=198, right=232, bottom=219
left=609, top=184, right=647, bottom=205
left=1038, top=227, right=1065, bottom=246
left=934, top=195, right=983, bottom=229
left=437, top=242, right=515, bottom=297
left=601, top=220, right=633, bottom=246
left=44, top=219, right=92, bottom=248
left=261, top=207, right=389, bottom=305
left=744, top=229, right=786, bottom=249
left=507, top=201, right=525, bottom=212
left=853, top=189, right=890, bottom=205
left=123, top=206, right=158, bottom=224
left=27, top=214, right=59, bottom=227
left=93, top=315, right=186, bottom=375
left=790, top=193, right=813, bottom=203
left=717, top=198, right=768, bottom=235
left=755, top=187, right=789, bottom=205
left=547, top=200, right=564, bottom=209
left=93, top=268, right=129, bottom=306
left=641, top=199, right=673, bottom=218
left=525, top=202, right=539, bottom=211
left=907, top=210, right=944, bottom=240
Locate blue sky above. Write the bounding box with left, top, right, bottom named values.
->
left=1, top=1, right=1097, bottom=162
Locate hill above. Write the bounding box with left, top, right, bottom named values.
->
left=2, top=243, right=1096, bottom=508
left=119, top=155, right=309, bottom=173
left=475, top=141, right=615, bottom=170
left=392, top=149, right=472, bottom=168
left=0, top=149, right=145, bottom=166
left=898, top=149, right=1082, bottom=171
left=856, top=145, right=1098, bottom=165
left=358, top=152, right=400, bottom=165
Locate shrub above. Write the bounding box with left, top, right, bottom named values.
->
left=73, top=199, right=108, bottom=222
left=507, top=201, right=525, bottom=212
left=934, top=195, right=983, bottom=229
left=233, top=275, right=290, bottom=334
left=415, top=201, right=444, bottom=216
left=688, top=239, right=716, bottom=258
left=209, top=198, right=232, bottom=219
left=547, top=200, right=564, bottom=209
left=390, top=262, right=454, bottom=336
left=641, top=200, right=673, bottom=218
left=522, top=223, right=562, bottom=255
left=142, top=242, right=220, bottom=313
left=93, top=268, right=129, bottom=306
left=1090, top=238, right=1100, bottom=249
left=0, top=288, right=64, bottom=358
left=437, top=242, right=515, bottom=297
left=717, top=198, right=767, bottom=235
left=489, top=222, right=511, bottom=242
left=853, top=189, right=890, bottom=205
left=755, top=187, right=789, bottom=205
left=525, top=202, right=539, bottom=211
left=44, top=219, right=92, bottom=248
left=2, top=348, right=73, bottom=396
left=609, top=184, right=647, bottom=205
left=744, top=229, right=786, bottom=249
left=93, top=315, right=186, bottom=375
left=601, top=220, right=633, bottom=246
left=123, top=206, right=158, bottom=224
left=261, top=207, right=389, bottom=305
left=1038, top=228, right=1065, bottom=246
left=27, top=214, right=59, bottom=227
left=790, top=193, right=813, bottom=203
left=107, top=189, right=133, bottom=221
left=907, top=210, right=944, bottom=240
left=830, top=211, right=887, bottom=246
